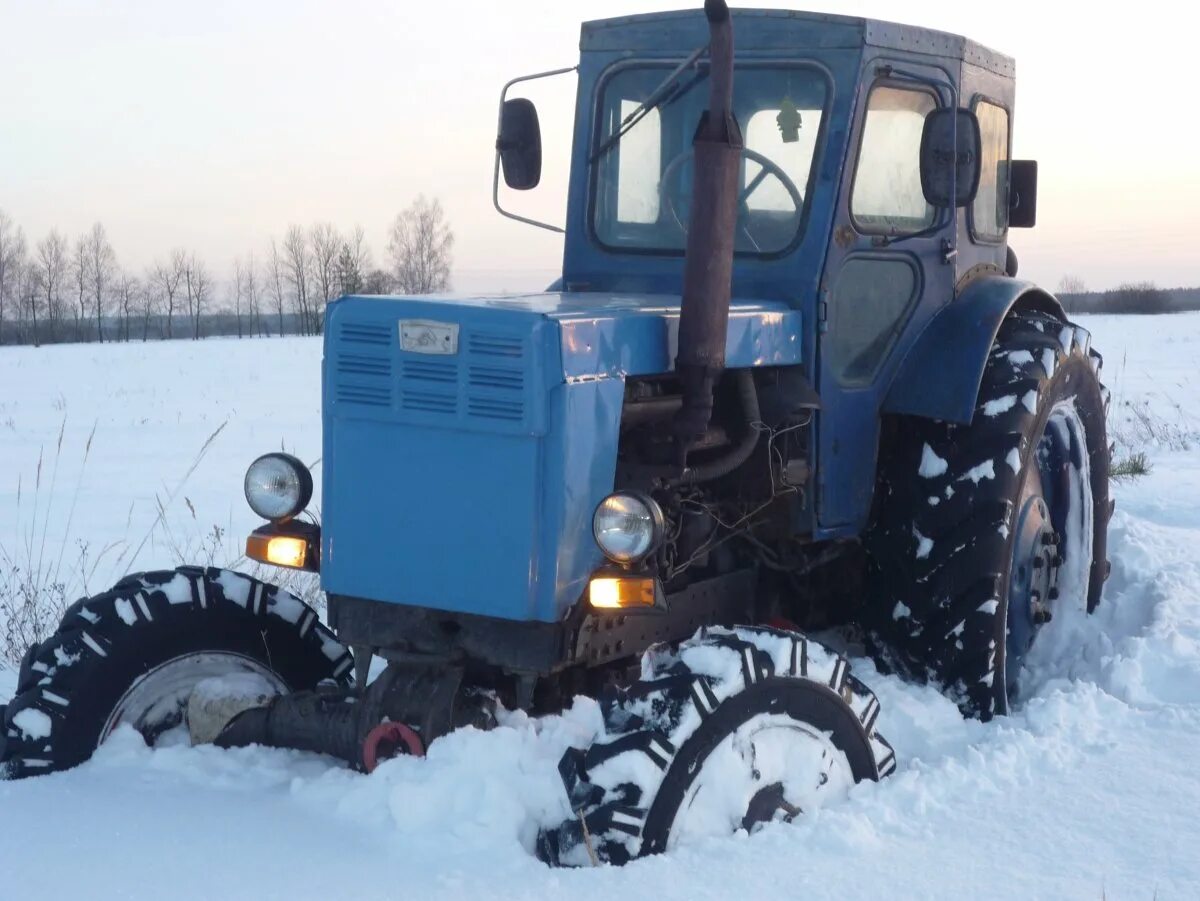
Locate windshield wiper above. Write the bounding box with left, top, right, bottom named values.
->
left=590, top=44, right=709, bottom=164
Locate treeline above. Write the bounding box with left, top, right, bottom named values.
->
left=1057, top=277, right=1200, bottom=315
left=0, top=196, right=453, bottom=347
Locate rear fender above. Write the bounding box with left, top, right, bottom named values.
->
left=882, top=277, right=1064, bottom=425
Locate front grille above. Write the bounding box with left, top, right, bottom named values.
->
left=468, top=366, right=524, bottom=391
left=402, top=359, right=457, bottom=383
left=329, top=315, right=542, bottom=432
left=468, top=333, right=524, bottom=358
left=338, top=322, right=391, bottom=345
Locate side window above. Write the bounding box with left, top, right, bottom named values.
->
left=614, top=100, right=661, bottom=225
left=851, top=86, right=936, bottom=233
left=743, top=108, right=823, bottom=212
left=972, top=101, right=1010, bottom=241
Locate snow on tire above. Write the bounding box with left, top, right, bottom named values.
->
left=538, top=626, right=895, bottom=866
left=0, top=566, right=353, bottom=779
left=864, top=308, right=1111, bottom=719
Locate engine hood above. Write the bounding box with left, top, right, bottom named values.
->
left=336, top=291, right=803, bottom=382
left=318, top=291, right=802, bottom=624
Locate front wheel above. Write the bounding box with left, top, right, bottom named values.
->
left=864, top=309, right=1111, bottom=718
left=538, top=626, right=894, bottom=866
left=1, top=566, right=353, bottom=779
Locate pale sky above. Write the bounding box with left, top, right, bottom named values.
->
left=2, top=0, right=1196, bottom=292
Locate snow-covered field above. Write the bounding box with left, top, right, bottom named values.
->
left=2, top=314, right=1199, bottom=899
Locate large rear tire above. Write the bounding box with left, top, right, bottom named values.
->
left=538, top=626, right=894, bottom=866
left=1, top=566, right=353, bottom=779
left=863, top=309, right=1111, bottom=718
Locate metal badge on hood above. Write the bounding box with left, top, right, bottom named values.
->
left=400, top=320, right=459, bottom=355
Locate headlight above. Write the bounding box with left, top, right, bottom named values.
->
left=244, top=453, right=313, bottom=522
left=593, top=492, right=664, bottom=564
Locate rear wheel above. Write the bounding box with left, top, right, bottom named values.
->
left=538, top=626, right=894, bottom=866
left=864, top=309, right=1111, bottom=718
left=1, top=566, right=353, bottom=779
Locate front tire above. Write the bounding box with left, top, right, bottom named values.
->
left=864, top=309, right=1111, bottom=718
left=539, top=626, right=894, bottom=866
left=1, top=566, right=353, bottom=779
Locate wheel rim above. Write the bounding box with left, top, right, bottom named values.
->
left=99, top=652, right=288, bottom=748
left=667, top=713, right=853, bottom=850
left=1006, top=401, right=1094, bottom=697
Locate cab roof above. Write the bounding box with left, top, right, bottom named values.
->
left=580, top=8, right=1013, bottom=78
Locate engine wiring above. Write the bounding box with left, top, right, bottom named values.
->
left=661, top=413, right=810, bottom=581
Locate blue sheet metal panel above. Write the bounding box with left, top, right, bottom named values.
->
left=581, top=9, right=867, bottom=53
left=551, top=298, right=802, bottom=379
left=882, top=277, right=1062, bottom=425
left=321, top=417, right=545, bottom=620
left=326, top=297, right=560, bottom=437
left=535, top=378, right=624, bottom=617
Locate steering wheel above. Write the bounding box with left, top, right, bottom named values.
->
left=658, top=147, right=804, bottom=251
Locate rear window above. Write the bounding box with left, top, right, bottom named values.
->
left=972, top=101, right=1011, bottom=241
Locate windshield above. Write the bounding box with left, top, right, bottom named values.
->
left=592, top=64, right=828, bottom=256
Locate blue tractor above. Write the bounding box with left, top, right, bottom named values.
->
left=2, top=0, right=1110, bottom=866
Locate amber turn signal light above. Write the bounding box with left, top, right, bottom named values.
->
left=589, top=576, right=657, bottom=609
left=246, top=533, right=308, bottom=570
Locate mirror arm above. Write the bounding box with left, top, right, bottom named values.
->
left=493, top=66, right=577, bottom=234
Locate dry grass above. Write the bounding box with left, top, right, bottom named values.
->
left=0, top=418, right=323, bottom=666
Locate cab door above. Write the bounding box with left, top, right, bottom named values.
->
left=815, top=62, right=958, bottom=534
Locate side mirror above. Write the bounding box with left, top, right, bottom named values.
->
left=497, top=98, right=542, bottom=191
left=919, top=108, right=981, bottom=208
left=1007, top=160, right=1038, bottom=228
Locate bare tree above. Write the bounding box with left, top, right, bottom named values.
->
left=17, top=260, right=43, bottom=346
left=37, top=229, right=67, bottom=343
left=151, top=250, right=186, bottom=339
left=139, top=282, right=161, bottom=341
left=363, top=268, right=394, bottom=294
left=268, top=238, right=287, bottom=337
left=282, top=226, right=311, bottom=335
left=85, top=222, right=116, bottom=342
left=117, top=271, right=139, bottom=341
left=387, top=196, right=453, bottom=294
left=71, top=234, right=89, bottom=341
left=309, top=222, right=341, bottom=335
left=1058, top=275, right=1086, bottom=295
left=232, top=258, right=246, bottom=339
left=244, top=252, right=262, bottom=337
left=337, top=225, right=370, bottom=296
left=0, top=210, right=27, bottom=346
left=183, top=254, right=210, bottom=339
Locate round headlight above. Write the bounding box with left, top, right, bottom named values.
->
left=593, top=492, right=664, bottom=564
left=244, top=453, right=313, bottom=521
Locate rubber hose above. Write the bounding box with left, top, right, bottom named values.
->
left=671, top=369, right=760, bottom=486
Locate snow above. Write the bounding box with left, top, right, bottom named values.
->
left=958, top=459, right=996, bottom=484
left=982, top=394, right=1016, bottom=417
left=2, top=316, right=1200, bottom=898
left=912, top=527, right=933, bottom=559
left=918, top=443, right=948, bottom=478
left=113, top=597, right=137, bottom=626
left=11, top=708, right=52, bottom=740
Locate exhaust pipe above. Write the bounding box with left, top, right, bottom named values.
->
left=674, top=0, right=742, bottom=466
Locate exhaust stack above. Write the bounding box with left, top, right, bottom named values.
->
left=674, top=0, right=742, bottom=465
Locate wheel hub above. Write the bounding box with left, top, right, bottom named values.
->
left=100, top=652, right=288, bottom=747
left=1006, top=402, right=1092, bottom=698
left=669, top=715, right=852, bottom=849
